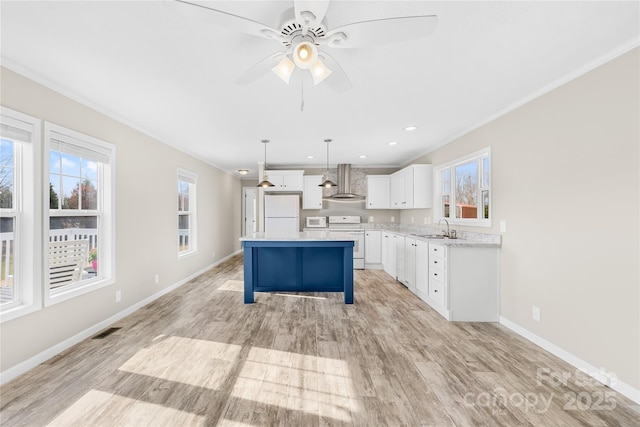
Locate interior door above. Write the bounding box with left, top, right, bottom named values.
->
left=243, top=188, right=257, bottom=236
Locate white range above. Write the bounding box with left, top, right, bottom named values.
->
left=328, top=216, right=365, bottom=269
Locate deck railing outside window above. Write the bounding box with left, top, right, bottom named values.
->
left=0, top=228, right=98, bottom=305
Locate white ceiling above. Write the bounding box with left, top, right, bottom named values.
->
left=1, top=1, right=638, bottom=178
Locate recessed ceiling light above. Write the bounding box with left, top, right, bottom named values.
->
left=388, top=141, right=398, bottom=146
left=237, top=169, right=250, bottom=175
left=307, top=155, right=314, bottom=159
left=359, top=155, right=367, bottom=159
left=404, top=125, right=417, bottom=131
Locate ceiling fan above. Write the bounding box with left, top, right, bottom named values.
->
left=174, top=0, right=438, bottom=93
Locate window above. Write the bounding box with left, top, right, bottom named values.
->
left=434, top=147, right=491, bottom=227
left=177, top=169, right=197, bottom=257
left=0, top=107, right=40, bottom=322
left=45, top=122, right=115, bottom=305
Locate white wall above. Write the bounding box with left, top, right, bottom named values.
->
left=403, top=48, right=639, bottom=391
left=0, top=67, right=242, bottom=373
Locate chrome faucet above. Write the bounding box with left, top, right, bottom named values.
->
left=438, top=218, right=450, bottom=238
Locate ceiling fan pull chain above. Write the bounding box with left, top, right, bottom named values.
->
left=300, top=70, right=305, bottom=112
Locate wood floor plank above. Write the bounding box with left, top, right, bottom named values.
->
left=2, top=253, right=639, bottom=426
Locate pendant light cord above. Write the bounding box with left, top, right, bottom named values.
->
left=325, top=139, right=329, bottom=176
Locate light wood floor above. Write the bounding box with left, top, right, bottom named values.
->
left=1, top=254, right=639, bottom=426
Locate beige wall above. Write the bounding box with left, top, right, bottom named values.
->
left=404, top=49, right=639, bottom=389
left=0, top=67, right=242, bottom=372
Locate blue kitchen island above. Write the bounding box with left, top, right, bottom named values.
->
left=240, top=231, right=355, bottom=304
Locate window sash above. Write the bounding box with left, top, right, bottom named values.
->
left=0, top=107, right=40, bottom=323
left=44, top=121, right=115, bottom=306
left=177, top=169, right=196, bottom=256
left=435, top=147, right=491, bottom=227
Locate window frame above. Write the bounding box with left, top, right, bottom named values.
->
left=434, top=147, right=492, bottom=228
left=0, top=107, right=41, bottom=323
left=177, top=168, right=197, bottom=258
left=44, top=122, right=115, bottom=306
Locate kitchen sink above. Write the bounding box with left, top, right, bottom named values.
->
left=411, top=234, right=450, bottom=239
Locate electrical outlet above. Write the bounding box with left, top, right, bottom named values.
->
left=532, top=305, right=540, bottom=321
left=212, top=252, right=216, bottom=259
left=391, top=216, right=395, bottom=222
left=154, top=274, right=159, bottom=284
left=424, top=217, right=430, bottom=224
left=411, top=216, right=414, bottom=223
left=369, top=216, right=374, bottom=222
left=115, top=290, right=122, bottom=302
left=500, top=220, right=507, bottom=233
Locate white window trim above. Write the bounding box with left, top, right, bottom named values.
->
left=0, top=107, right=41, bottom=323
left=433, top=147, right=492, bottom=228
left=43, top=122, right=116, bottom=306
left=177, top=168, right=197, bottom=259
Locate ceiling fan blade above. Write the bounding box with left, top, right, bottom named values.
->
left=236, top=52, right=285, bottom=85
left=322, top=15, right=438, bottom=48
left=174, top=0, right=283, bottom=40
left=294, top=0, right=330, bottom=29
left=318, top=52, right=352, bottom=93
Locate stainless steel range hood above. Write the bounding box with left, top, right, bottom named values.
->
left=326, top=164, right=365, bottom=201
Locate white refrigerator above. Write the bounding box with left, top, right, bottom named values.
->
left=264, top=195, right=300, bottom=234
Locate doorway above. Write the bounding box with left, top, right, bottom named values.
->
left=242, top=188, right=258, bottom=236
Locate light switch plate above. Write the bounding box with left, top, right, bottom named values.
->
left=500, top=220, right=507, bottom=233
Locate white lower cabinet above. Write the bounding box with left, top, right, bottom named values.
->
left=376, top=230, right=500, bottom=322
left=364, top=230, right=382, bottom=266
left=403, top=237, right=417, bottom=290
left=382, top=232, right=396, bottom=279
left=414, top=239, right=429, bottom=298
left=393, top=233, right=405, bottom=284
left=425, top=243, right=499, bottom=322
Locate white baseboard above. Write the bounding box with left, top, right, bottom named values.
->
left=0, top=250, right=242, bottom=386
left=500, top=316, right=640, bottom=404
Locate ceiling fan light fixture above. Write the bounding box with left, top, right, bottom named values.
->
left=310, top=59, right=332, bottom=85
left=272, top=56, right=296, bottom=84
left=293, top=41, right=318, bottom=69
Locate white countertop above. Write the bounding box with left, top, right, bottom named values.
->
left=305, top=225, right=500, bottom=248
left=240, top=231, right=358, bottom=242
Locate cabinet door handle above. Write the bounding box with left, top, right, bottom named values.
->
left=434, top=273, right=438, bottom=276
left=434, top=289, right=438, bottom=293
left=434, top=260, right=438, bottom=264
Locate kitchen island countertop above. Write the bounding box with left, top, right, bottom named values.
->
left=240, top=231, right=358, bottom=242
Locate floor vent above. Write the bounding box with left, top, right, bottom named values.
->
left=92, top=327, right=121, bottom=339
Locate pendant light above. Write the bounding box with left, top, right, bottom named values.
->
left=257, top=139, right=275, bottom=188
left=319, top=138, right=337, bottom=188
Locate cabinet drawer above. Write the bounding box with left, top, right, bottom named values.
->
left=429, top=244, right=446, bottom=259
left=429, top=256, right=446, bottom=271
left=430, top=268, right=446, bottom=283
left=429, top=279, right=445, bottom=307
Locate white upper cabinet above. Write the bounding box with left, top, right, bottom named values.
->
left=265, top=170, right=304, bottom=192
left=390, top=164, right=432, bottom=209
left=302, top=175, right=323, bottom=209
left=366, top=175, right=390, bottom=209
